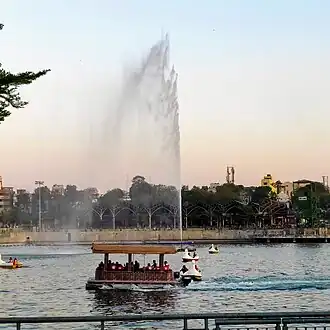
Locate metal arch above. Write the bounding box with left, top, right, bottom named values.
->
left=259, top=200, right=275, bottom=212
left=184, top=205, right=210, bottom=216
left=215, top=203, right=224, bottom=211
left=223, top=200, right=248, bottom=211
left=138, top=204, right=175, bottom=216
left=108, top=205, right=123, bottom=217
left=268, top=205, right=287, bottom=216
left=150, top=205, right=174, bottom=216
left=92, top=207, right=109, bottom=217
left=115, top=206, right=139, bottom=216
left=223, top=203, right=248, bottom=215
left=262, top=202, right=284, bottom=214
left=251, top=202, right=262, bottom=213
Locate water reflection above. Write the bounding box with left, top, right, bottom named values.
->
left=92, top=290, right=176, bottom=315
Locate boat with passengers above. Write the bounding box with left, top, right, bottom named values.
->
left=85, top=243, right=199, bottom=290
left=0, top=254, right=23, bottom=269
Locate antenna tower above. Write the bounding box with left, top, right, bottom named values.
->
left=322, top=175, right=329, bottom=191
left=226, top=166, right=235, bottom=184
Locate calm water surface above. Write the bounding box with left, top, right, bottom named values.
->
left=1, top=244, right=330, bottom=329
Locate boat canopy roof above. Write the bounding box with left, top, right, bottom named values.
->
left=92, top=243, right=177, bottom=255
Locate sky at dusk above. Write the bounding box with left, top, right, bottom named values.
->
left=1, top=0, right=330, bottom=192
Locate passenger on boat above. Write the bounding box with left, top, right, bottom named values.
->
left=113, top=261, right=123, bottom=270
left=8, top=257, right=12, bottom=263
left=163, top=261, right=170, bottom=271
left=180, top=265, right=188, bottom=274
left=125, top=261, right=133, bottom=271
left=193, top=252, right=197, bottom=258
left=134, top=260, right=140, bottom=271
left=152, top=260, right=157, bottom=269
left=96, top=261, right=104, bottom=270
left=13, top=258, right=18, bottom=266
left=145, top=263, right=152, bottom=270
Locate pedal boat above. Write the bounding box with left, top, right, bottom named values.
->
left=208, top=244, right=219, bottom=254
left=182, top=248, right=199, bottom=262
left=182, top=260, right=202, bottom=282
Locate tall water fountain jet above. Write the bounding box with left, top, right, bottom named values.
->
left=91, top=34, right=182, bottom=230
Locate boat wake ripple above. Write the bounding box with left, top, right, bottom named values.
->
left=186, top=275, right=330, bottom=292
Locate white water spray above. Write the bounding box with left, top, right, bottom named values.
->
left=89, top=34, right=182, bottom=229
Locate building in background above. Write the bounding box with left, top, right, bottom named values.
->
left=0, top=176, right=14, bottom=211
left=260, top=174, right=277, bottom=194
left=208, top=183, right=220, bottom=193
left=51, top=184, right=65, bottom=196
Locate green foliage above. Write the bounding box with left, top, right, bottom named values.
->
left=0, top=24, right=50, bottom=123
left=0, top=64, right=50, bottom=122
left=251, top=186, right=272, bottom=203
left=8, top=178, right=330, bottom=229
left=292, top=182, right=330, bottom=225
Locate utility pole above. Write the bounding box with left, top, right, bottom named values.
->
left=35, top=180, right=44, bottom=231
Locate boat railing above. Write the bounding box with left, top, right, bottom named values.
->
left=95, top=269, right=173, bottom=282
left=3, top=311, right=330, bottom=330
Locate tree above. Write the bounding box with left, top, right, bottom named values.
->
left=0, top=24, right=50, bottom=122
left=100, top=189, right=124, bottom=208
left=251, top=186, right=272, bottom=204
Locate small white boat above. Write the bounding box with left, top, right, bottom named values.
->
left=182, top=260, right=202, bottom=281
left=182, top=248, right=193, bottom=262
left=208, top=244, right=219, bottom=254
left=0, top=254, right=23, bottom=269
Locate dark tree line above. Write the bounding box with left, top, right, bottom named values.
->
left=3, top=175, right=330, bottom=229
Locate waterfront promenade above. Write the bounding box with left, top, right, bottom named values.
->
left=1, top=227, right=330, bottom=245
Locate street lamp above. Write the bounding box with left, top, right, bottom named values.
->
left=35, top=180, right=44, bottom=231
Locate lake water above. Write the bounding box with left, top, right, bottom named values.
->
left=1, top=244, right=330, bottom=329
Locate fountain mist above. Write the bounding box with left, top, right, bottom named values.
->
left=90, top=34, right=182, bottom=229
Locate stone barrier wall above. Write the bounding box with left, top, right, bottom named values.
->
left=0, top=228, right=329, bottom=244
left=0, top=228, right=254, bottom=244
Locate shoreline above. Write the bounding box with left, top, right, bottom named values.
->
left=0, top=237, right=330, bottom=246
left=1, top=228, right=330, bottom=245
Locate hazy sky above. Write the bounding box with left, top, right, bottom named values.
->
left=1, top=0, right=330, bottom=192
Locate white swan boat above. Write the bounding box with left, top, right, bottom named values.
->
left=208, top=244, right=219, bottom=254
left=181, top=260, right=202, bottom=281
left=182, top=248, right=193, bottom=262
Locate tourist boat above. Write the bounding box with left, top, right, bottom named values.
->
left=208, top=244, right=219, bottom=254
left=85, top=244, right=198, bottom=290
left=0, top=254, right=23, bottom=269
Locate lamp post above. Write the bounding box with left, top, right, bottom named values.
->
left=35, top=180, right=44, bottom=231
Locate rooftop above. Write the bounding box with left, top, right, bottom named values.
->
left=91, top=243, right=177, bottom=255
